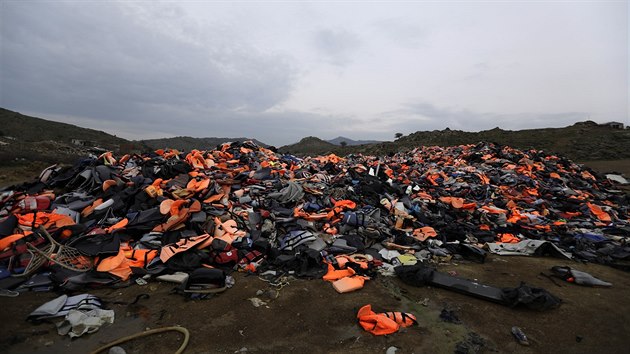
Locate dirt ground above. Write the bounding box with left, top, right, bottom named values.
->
left=0, top=162, right=50, bottom=189
left=578, top=159, right=630, bottom=177
left=1, top=255, right=629, bottom=354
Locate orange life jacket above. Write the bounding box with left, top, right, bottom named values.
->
left=357, top=304, right=417, bottom=335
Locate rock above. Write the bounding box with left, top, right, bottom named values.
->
left=386, top=346, right=398, bottom=354
left=109, top=346, right=127, bottom=354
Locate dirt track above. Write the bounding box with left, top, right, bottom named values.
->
left=2, top=255, right=629, bottom=354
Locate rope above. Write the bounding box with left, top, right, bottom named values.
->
left=257, top=274, right=290, bottom=298
left=89, top=326, right=190, bottom=354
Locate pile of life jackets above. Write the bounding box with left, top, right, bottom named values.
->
left=0, top=141, right=628, bottom=297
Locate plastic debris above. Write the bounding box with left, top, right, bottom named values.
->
left=511, top=326, right=530, bottom=346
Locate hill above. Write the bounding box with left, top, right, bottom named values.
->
left=0, top=108, right=128, bottom=148
left=0, top=108, right=270, bottom=172
left=370, top=122, right=630, bottom=161
left=0, top=108, right=136, bottom=167
left=279, top=136, right=340, bottom=155
left=280, top=122, right=630, bottom=161
left=2, top=106, right=628, bottom=172
left=326, top=136, right=381, bottom=146
left=141, top=136, right=269, bottom=152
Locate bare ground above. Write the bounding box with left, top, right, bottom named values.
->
left=579, top=159, right=630, bottom=177
left=1, top=255, right=629, bottom=354
left=0, top=162, right=50, bottom=189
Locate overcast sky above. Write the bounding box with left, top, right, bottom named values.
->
left=1, top=1, right=628, bottom=146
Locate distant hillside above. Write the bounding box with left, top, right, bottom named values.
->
left=141, top=136, right=270, bottom=151
left=280, top=122, right=630, bottom=161
left=0, top=108, right=135, bottom=167
left=279, top=137, right=341, bottom=155
left=361, top=122, right=630, bottom=161
left=327, top=136, right=381, bottom=146
left=0, top=108, right=128, bottom=149
left=2, top=106, right=628, bottom=167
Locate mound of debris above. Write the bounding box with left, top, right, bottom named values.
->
left=1, top=141, right=628, bottom=302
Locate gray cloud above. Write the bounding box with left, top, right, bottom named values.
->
left=1, top=2, right=296, bottom=128
left=312, top=28, right=361, bottom=67
left=1, top=2, right=626, bottom=146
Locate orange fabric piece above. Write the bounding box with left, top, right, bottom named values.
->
left=587, top=202, right=611, bottom=222
left=189, top=200, right=202, bottom=213
left=82, top=198, right=103, bottom=217
left=523, top=188, right=539, bottom=197
left=440, top=197, right=475, bottom=209
left=203, top=193, right=224, bottom=204
left=558, top=211, right=582, bottom=219
left=159, top=234, right=212, bottom=263
left=334, top=255, right=368, bottom=270
left=97, top=249, right=132, bottom=281
left=187, top=178, right=210, bottom=192
left=357, top=304, right=417, bottom=336
left=102, top=179, right=117, bottom=191
left=119, top=154, right=130, bottom=164
left=499, top=233, right=520, bottom=243
left=153, top=208, right=190, bottom=232
left=159, top=199, right=174, bottom=215
left=451, top=197, right=464, bottom=209
left=294, top=208, right=329, bottom=221
left=477, top=173, right=490, bottom=185
left=415, top=192, right=433, bottom=200
left=99, top=151, right=116, bottom=165
left=332, top=276, right=365, bottom=293
left=323, top=263, right=356, bottom=282
left=170, top=200, right=187, bottom=216
left=333, top=200, right=357, bottom=210
left=581, top=171, right=596, bottom=181
left=427, top=174, right=440, bottom=186
left=16, top=212, right=75, bottom=229
left=481, top=205, right=507, bottom=214
left=122, top=247, right=159, bottom=268
left=461, top=202, right=477, bottom=210
left=412, top=226, right=438, bottom=241
left=106, top=218, right=128, bottom=233
left=507, top=209, right=526, bottom=223
left=213, top=218, right=246, bottom=242
left=0, top=233, right=28, bottom=251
